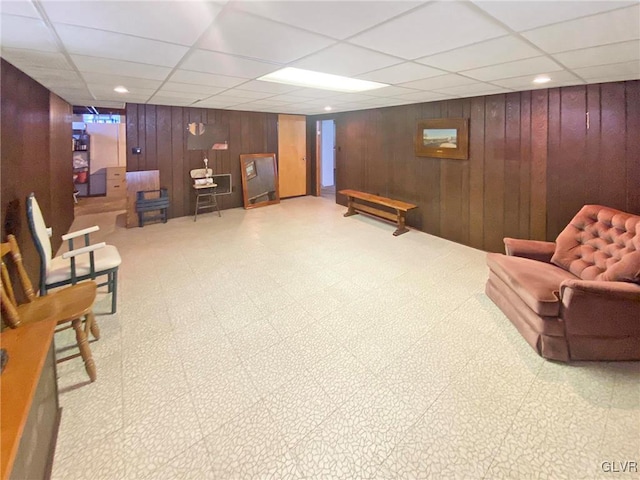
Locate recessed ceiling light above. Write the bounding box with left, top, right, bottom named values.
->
left=324, top=106, right=332, bottom=111
left=114, top=86, right=129, bottom=93
left=533, top=75, right=551, bottom=84
left=258, top=67, right=388, bottom=93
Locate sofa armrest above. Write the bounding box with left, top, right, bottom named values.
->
left=503, top=238, right=556, bottom=263
left=560, top=279, right=640, bottom=337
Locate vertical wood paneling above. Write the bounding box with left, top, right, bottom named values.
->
left=126, top=104, right=139, bottom=171
left=170, top=106, right=184, bottom=218
left=483, top=95, right=506, bottom=253
left=626, top=81, right=640, bottom=212
left=585, top=84, right=602, bottom=206
left=599, top=82, right=627, bottom=210
left=440, top=100, right=466, bottom=243
left=504, top=92, right=521, bottom=240
left=468, top=96, right=486, bottom=249
left=530, top=89, right=548, bottom=241
left=547, top=86, right=587, bottom=238
left=123, top=79, right=637, bottom=248
left=125, top=103, right=278, bottom=218
left=1, top=60, right=73, bottom=286
left=518, top=91, right=532, bottom=239
left=546, top=87, right=561, bottom=238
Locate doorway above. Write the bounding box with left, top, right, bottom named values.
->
left=316, top=119, right=336, bottom=200
left=278, top=114, right=307, bottom=198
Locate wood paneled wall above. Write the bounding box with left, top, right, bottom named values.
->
left=125, top=104, right=278, bottom=218
left=1, top=59, right=73, bottom=288
left=309, top=80, right=640, bottom=253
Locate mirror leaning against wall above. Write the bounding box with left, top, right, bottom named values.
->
left=239, top=153, right=280, bottom=209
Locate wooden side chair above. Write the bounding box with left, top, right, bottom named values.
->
left=26, top=192, right=121, bottom=313
left=1, top=235, right=99, bottom=382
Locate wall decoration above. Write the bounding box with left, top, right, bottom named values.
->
left=415, top=118, right=469, bottom=160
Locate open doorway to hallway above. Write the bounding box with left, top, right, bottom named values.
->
left=316, top=119, right=336, bottom=200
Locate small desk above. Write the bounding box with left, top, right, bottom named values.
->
left=1, top=319, right=60, bottom=480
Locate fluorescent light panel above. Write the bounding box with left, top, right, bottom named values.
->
left=258, top=67, right=388, bottom=93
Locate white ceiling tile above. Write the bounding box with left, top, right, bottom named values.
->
left=234, top=80, right=299, bottom=94
left=158, top=82, right=226, bottom=96
left=285, top=88, right=336, bottom=99
left=399, top=74, right=478, bottom=91
left=71, top=55, right=171, bottom=80
left=218, top=89, right=272, bottom=100
left=390, top=90, right=450, bottom=102
left=81, top=72, right=163, bottom=90
left=363, top=85, right=422, bottom=97
left=55, top=24, right=189, bottom=66
left=180, top=49, right=279, bottom=78
left=268, top=94, right=317, bottom=103
left=88, top=100, right=126, bottom=109
left=43, top=1, right=221, bottom=46
left=491, top=70, right=584, bottom=89
left=417, top=35, right=541, bottom=72
left=236, top=99, right=291, bottom=107
left=149, top=90, right=206, bottom=101
left=198, top=9, right=335, bottom=64
left=473, top=1, right=635, bottom=32
left=147, top=96, right=195, bottom=107
left=0, top=14, right=59, bottom=51
left=573, top=61, right=640, bottom=81
left=356, top=62, right=445, bottom=84
left=553, top=41, right=640, bottom=69
left=349, top=2, right=507, bottom=59
left=462, top=56, right=563, bottom=82
left=169, top=69, right=247, bottom=88
left=191, top=100, right=242, bottom=109
left=292, top=43, right=402, bottom=77
left=1, top=48, right=72, bottom=70
left=433, top=83, right=511, bottom=96
left=522, top=5, right=640, bottom=54
left=0, top=0, right=40, bottom=18
left=231, top=1, right=421, bottom=40
left=324, top=93, right=377, bottom=103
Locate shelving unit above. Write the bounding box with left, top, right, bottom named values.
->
left=72, top=130, right=90, bottom=197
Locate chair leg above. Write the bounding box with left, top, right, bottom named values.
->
left=110, top=270, right=118, bottom=314
left=86, top=310, right=100, bottom=340
left=72, top=317, right=96, bottom=382
left=194, top=194, right=199, bottom=222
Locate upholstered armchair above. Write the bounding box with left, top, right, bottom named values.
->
left=486, top=205, right=640, bottom=362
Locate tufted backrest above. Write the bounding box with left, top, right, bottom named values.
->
left=551, top=205, right=640, bottom=283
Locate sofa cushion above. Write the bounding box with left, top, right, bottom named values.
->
left=551, top=205, right=640, bottom=283
left=487, top=253, right=578, bottom=317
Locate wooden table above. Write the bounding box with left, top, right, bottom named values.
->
left=1, top=319, right=60, bottom=480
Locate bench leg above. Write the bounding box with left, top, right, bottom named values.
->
left=393, top=211, right=409, bottom=236
left=343, top=197, right=358, bottom=217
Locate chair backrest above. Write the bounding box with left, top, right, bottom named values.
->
left=26, top=193, right=52, bottom=279
left=1, top=235, right=36, bottom=328
left=551, top=204, right=640, bottom=283
left=190, top=168, right=213, bottom=180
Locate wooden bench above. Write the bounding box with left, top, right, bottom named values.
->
left=339, top=189, right=417, bottom=236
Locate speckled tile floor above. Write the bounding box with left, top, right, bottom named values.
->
left=51, top=196, right=639, bottom=480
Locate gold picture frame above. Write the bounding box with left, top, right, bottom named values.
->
left=415, top=118, right=469, bottom=160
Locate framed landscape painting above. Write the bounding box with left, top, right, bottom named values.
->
left=415, top=118, right=469, bottom=160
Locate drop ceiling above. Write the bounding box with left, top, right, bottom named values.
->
left=1, top=0, right=638, bottom=114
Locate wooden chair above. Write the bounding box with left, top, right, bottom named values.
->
left=26, top=192, right=121, bottom=313
left=1, top=235, right=99, bottom=382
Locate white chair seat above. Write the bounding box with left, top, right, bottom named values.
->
left=47, top=245, right=122, bottom=285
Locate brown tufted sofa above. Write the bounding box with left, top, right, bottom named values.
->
left=486, top=205, right=640, bottom=362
